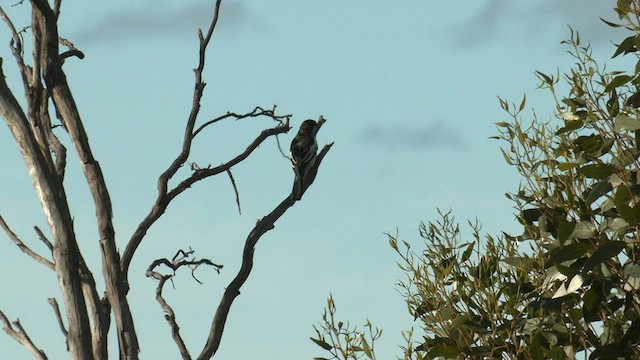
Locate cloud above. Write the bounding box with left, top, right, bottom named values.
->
left=74, top=1, right=247, bottom=46
left=360, top=122, right=464, bottom=150
left=455, top=0, right=621, bottom=47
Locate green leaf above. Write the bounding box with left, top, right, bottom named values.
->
left=551, top=243, right=591, bottom=264
left=427, top=345, right=459, bottom=358
left=577, top=163, right=617, bottom=179
left=584, top=180, right=613, bottom=205
left=570, top=221, right=596, bottom=239
left=450, top=315, right=469, bottom=330
left=460, top=242, right=474, bottom=262
left=557, top=162, right=578, bottom=171
left=362, top=338, right=373, bottom=359
left=535, top=70, right=553, bottom=85
left=583, top=241, right=625, bottom=272
left=502, top=256, right=535, bottom=268
left=521, top=208, right=542, bottom=223
left=557, top=220, right=575, bottom=245
left=613, top=186, right=640, bottom=225
left=612, top=35, right=637, bottom=58
left=310, top=337, right=333, bottom=351
left=519, top=94, right=527, bottom=112
left=605, top=74, right=633, bottom=92
left=530, top=333, right=545, bottom=360
left=555, top=120, right=583, bottom=135
left=600, top=17, right=624, bottom=28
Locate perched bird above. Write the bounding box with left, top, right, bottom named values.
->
left=290, top=120, right=318, bottom=200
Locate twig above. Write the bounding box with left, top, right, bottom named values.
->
left=0, top=6, right=31, bottom=88
left=59, top=37, right=84, bottom=61
left=34, top=226, right=53, bottom=252
left=0, top=215, right=54, bottom=270
left=146, top=249, right=223, bottom=360
left=275, top=133, right=289, bottom=159
left=0, top=310, right=48, bottom=360
left=193, top=105, right=290, bottom=138
left=47, top=298, right=68, bottom=348
left=226, top=168, right=241, bottom=215
left=53, top=0, right=61, bottom=19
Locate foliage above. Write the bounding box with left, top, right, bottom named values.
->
left=312, top=1, right=640, bottom=359
left=310, top=295, right=382, bottom=360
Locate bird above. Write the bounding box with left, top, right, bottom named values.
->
left=290, top=120, right=318, bottom=200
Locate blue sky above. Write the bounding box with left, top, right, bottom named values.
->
left=0, top=1, right=627, bottom=359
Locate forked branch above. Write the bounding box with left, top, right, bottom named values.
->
left=147, top=249, right=223, bottom=360
left=0, top=310, right=48, bottom=360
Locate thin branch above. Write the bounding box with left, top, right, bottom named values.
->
left=275, top=133, right=289, bottom=159
left=121, top=0, right=224, bottom=283
left=59, top=37, right=84, bottom=61
left=156, top=0, right=223, bottom=199
left=197, top=138, right=333, bottom=359
left=0, top=310, right=48, bottom=360
left=53, top=0, right=61, bottom=19
left=47, top=298, right=68, bottom=347
left=226, top=168, right=241, bottom=215
left=0, top=215, right=54, bottom=270
left=146, top=249, right=222, bottom=360
left=192, top=105, right=289, bottom=138
left=122, top=121, right=290, bottom=277
left=34, top=225, right=53, bottom=252
left=0, top=6, right=32, bottom=91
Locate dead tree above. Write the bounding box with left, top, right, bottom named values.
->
left=0, top=1, right=332, bottom=359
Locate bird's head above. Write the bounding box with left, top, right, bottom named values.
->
left=298, top=119, right=317, bottom=134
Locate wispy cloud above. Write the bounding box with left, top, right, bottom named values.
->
left=74, top=1, right=247, bottom=46
left=360, top=122, right=464, bottom=150
left=455, top=0, right=621, bottom=47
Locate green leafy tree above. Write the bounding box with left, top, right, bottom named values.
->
left=313, top=1, right=640, bottom=359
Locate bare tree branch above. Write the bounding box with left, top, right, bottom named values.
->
left=121, top=0, right=225, bottom=284
left=198, top=138, right=333, bottom=359
left=147, top=249, right=223, bottom=360
left=0, top=56, right=93, bottom=359
left=0, top=6, right=31, bottom=89
left=47, top=298, right=68, bottom=347
left=29, top=1, right=138, bottom=357
left=122, top=122, right=290, bottom=277
left=0, top=215, right=54, bottom=270
left=59, top=37, right=84, bottom=62
left=0, top=310, right=48, bottom=360
left=192, top=105, right=289, bottom=138
left=34, top=225, right=54, bottom=252
left=226, top=168, right=241, bottom=215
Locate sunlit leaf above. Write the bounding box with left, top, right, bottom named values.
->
left=569, top=222, right=596, bottom=239
left=614, top=114, right=640, bottom=131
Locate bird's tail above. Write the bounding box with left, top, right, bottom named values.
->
left=291, top=169, right=303, bottom=200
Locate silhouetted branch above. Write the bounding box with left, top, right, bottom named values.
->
left=147, top=249, right=223, bottom=359
left=226, top=168, right=241, bottom=215
left=192, top=105, right=289, bottom=138
left=197, top=120, right=332, bottom=359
